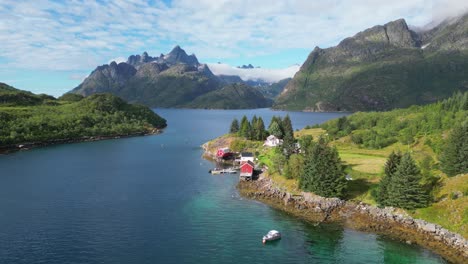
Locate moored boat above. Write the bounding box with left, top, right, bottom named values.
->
left=209, top=168, right=223, bottom=174
left=262, top=230, right=281, bottom=244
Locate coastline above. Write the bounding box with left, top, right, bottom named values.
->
left=202, top=142, right=468, bottom=264
left=0, top=128, right=163, bottom=155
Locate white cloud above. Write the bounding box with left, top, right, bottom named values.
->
left=207, top=63, right=300, bottom=83
left=68, top=73, right=88, bottom=81
left=108, top=57, right=127, bottom=64
left=0, top=0, right=466, bottom=73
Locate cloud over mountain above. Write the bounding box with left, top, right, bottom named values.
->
left=207, top=63, right=299, bottom=83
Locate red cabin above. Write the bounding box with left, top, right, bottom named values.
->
left=217, top=147, right=233, bottom=159
left=240, top=161, right=255, bottom=180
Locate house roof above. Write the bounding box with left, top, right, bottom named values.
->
left=267, top=135, right=278, bottom=140
left=240, top=160, right=255, bottom=168
left=240, top=152, right=253, bottom=157
left=219, top=147, right=231, bottom=152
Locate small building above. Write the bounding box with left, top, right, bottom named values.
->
left=263, top=135, right=283, bottom=147
left=240, top=152, right=254, bottom=163
left=240, top=161, right=255, bottom=180
left=217, top=147, right=233, bottom=159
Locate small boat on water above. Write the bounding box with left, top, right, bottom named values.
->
left=262, top=230, right=281, bottom=244
left=209, top=168, right=223, bottom=174
left=224, top=168, right=237, bottom=174
left=209, top=167, right=238, bottom=174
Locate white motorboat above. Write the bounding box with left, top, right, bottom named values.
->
left=262, top=230, right=281, bottom=243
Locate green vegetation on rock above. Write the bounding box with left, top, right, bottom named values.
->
left=275, top=15, right=468, bottom=111
left=0, top=83, right=166, bottom=147
left=185, top=83, right=272, bottom=109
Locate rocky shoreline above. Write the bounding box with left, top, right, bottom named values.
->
left=0, top=128, right=162, bottom=155
left=238, top=176, right=467, bottom=264
left=203, top=141, right=467, bottom=262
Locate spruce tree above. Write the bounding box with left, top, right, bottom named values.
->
left=239, top=115, right=251, bottom=138
left=268, top=116, right=284, bottom=137
left=282, top=115, right=295, bottom=157
left=269, top=121, right=283, bottom=138
left=254, top=117, right=266, bottom=141
left=300, top=138, right=347, bottom=198
left=298, top=135, right=313, bottom=155
left=376, top=151, right=402, bottom=206
left=387, top=153, right=428, bottom=210
left=229, top=118, right=239, bottom=134
left=440, top=123, right=468, bottom=176
left=282, top=115, right=294, bottom=138
left=250, top=115, right=258, bottom=140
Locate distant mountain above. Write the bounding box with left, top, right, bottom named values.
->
left=69, top=46, right=271, bottom=109
left=237, top=64, right=255, bottom=69
left=256, top=78, right=291, bottom=99
left=217, top=74, right=291, bottom=100
left=275, top=14, right=468, bottom=111
left=185, top=83, right=272, bottom=109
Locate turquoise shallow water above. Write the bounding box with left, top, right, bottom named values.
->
left=0, top=109, right=447, bottom=263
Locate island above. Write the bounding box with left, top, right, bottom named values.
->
left=0, top=83, right=167, bottom=154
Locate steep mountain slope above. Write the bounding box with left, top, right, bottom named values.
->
left=275, top=14, right=468, bottom=111
left=185, top=83, right=273, bottom=109
left=69, top=46, right=271, bottom=109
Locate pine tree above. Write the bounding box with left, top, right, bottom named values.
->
left=239, top=115, right=251, bottom=138
left=250, top=115, right=258, bottom=140
left=440, top=123, right=468, bottom=176
left=269, top=121, right=283, bottom=138
left=254, top=117, right=266, bottom=141
left=268, top=116, right=284, bottom=137
left=387, top=153, right=428, bottom=210
left=229, top=118, right=239, bottom=134
left=282, top=115, right=294, bottom=138
left=284, top=154, right=305, bottom=179
left=300, top=138, right=347, bottom=198
left=298, top=135, right=313, bottom=155
left=376, top=151, right=402, bottom=206
left=281, top=115, right=295, bottom=157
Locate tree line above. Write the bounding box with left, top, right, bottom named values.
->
left=0, top=93, right=167, bottom=146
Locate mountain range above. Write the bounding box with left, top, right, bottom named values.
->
left=274, top=13, right=468, bottom=111
left=70, top=46, right=274, bottom=109
left=71, top=13, right=468, bottom=111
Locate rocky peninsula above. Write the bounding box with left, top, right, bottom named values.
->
left=203, top=141, right=468, bottom=264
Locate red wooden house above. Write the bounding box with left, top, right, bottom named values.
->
left=240, top=161, right=255, bottom=180
left=217, top=147, right=233, bottom=159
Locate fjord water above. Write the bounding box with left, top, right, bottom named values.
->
left=0, top=109, right=446, bottom=264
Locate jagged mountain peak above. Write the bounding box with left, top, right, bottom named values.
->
left=164, top=45, right=199, bottom=66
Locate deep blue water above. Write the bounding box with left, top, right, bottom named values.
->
left=0, top=109, right=446, bottom=263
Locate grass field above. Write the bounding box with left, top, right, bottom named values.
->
left=294, top=128, right=468, bottom=237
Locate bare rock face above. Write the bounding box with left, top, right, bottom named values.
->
left=385, top=19, right=420, bottom=48
left=163, top=45, right=199, bottom=66
left=71, top=62, right=137, bottom=96
left=69, top=46, right=269, bottom=109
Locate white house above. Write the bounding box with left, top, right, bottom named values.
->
left=263, top=135, right=283, bottom=147
left=239, top=152, right=255, bottom=163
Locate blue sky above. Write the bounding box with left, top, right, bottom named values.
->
left=0, top=0, right=467, bottom=96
